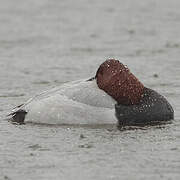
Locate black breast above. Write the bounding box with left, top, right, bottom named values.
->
left=115, top=88, right=174, bottom=126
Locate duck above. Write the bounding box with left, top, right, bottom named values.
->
left=7, top=59, right=174, bottom=126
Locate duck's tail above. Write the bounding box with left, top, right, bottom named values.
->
left=6, top=108, right=27, bottom=124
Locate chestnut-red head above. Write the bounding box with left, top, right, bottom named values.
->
left=96, top=59, right=144, bottom=105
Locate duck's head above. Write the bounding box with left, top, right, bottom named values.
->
left=95, top=59, right=145, bottom=105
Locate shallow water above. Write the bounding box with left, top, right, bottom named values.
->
left=0, top=0, right=180, bottom=179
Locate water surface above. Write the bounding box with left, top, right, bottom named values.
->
left=0, top=0, right=180, bottom=179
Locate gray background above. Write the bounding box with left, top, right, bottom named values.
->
left=0, top=0, right=180, bottom=179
